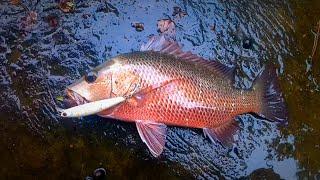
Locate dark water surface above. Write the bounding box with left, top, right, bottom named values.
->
left=0, top=0, right=319, bottom=179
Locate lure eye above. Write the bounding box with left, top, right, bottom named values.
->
left=61, top=112, right=67, bottom=117
left=85, top=72, right=97, bottom=83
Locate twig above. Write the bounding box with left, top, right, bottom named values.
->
left=311, top=20, right=320, bottom=62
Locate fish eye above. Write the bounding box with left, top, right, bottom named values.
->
left=85, top=72, right=97, bottom=83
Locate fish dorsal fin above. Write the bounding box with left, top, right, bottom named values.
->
left=136, top=121, right=167, bottom=157
left=141, top=35, right=234, bottom=79
left=203, top=120, right=239, bottom=147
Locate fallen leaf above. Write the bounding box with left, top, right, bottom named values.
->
left=96, top=2, right=119, bottom=16
left=46, top=15, right=59, bottom=28
left=21, top=11, right=38, bottom=31
left=157, top=19, right=175, bottom=36
left=56, top=96, right=64, bottom=102
left=59, top=0, right=75, bottom=13
left=131, top=22, right=144, bottom=32
left=172, top=6, right=187, bottom=18
left=10, top=0, right=20, bottom=5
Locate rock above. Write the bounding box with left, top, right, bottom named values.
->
left=93, top=168, right=106, bottom=180
left=242, top=38, right=253, bottom=49
left=248, top=168, right=281, bottom=180
left=85, top=176, right=93, bottom=180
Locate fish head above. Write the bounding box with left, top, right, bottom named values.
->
left=64, top=57, right=141, bottom=107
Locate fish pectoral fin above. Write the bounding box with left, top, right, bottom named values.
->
left=203, top=120, right=239, bottom=147
left=128, top=79, right=182, bottom=107
left=126, top=86, right=154, bottom=107
left=136, top=121, right=167, bottom=157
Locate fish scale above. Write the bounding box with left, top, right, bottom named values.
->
left=102, top=51, right=260, bottom=128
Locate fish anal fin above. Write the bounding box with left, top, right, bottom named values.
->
left=203, top=120, right=239, bottom=147
left=141, top=35, right=234, bottom=80
left=136, top=121, right=167, bottom=157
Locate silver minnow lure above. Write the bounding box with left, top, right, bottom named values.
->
left=60, top=97, right=126, bottom=118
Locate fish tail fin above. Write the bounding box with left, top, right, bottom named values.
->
left=255, top=65, right=288, bottom=123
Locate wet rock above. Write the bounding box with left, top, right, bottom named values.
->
left=93, top=168, right=107, bottom=180
left=0, top=0, right=305, bottom=179
left=131, top=22, right=144, bottom=32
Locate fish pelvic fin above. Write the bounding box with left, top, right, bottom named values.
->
left=136, top=121, right=167, bottom=157
left=203, top=120, right=239, bottom=147
left=141, top=35, right=235, bottom=80
left=255, top=65, right=288, bottom=123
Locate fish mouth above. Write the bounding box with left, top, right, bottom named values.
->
left=63, top=89, right=89, bottom=108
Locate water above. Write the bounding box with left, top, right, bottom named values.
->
left=0, top=0, right=319, bottom=179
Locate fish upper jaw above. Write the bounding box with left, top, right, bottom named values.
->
left=63, top=89, right=89, bottom=108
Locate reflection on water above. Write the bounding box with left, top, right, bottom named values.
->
left=0, top=0, right=319, bottom=179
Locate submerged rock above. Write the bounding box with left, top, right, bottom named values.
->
left=93, top=168, right=106, bottom=180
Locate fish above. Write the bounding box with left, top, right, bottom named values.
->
left=64, top=35, right=287, bottom=157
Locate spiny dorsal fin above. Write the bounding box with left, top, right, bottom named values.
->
left=203, top=120, right=239, bottom=147
left=136, top=121, right=167, bottom=157
left=141, top=35, right=234, bottom=79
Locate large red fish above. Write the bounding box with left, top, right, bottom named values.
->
left=65, top=36, right=287, bottom=157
